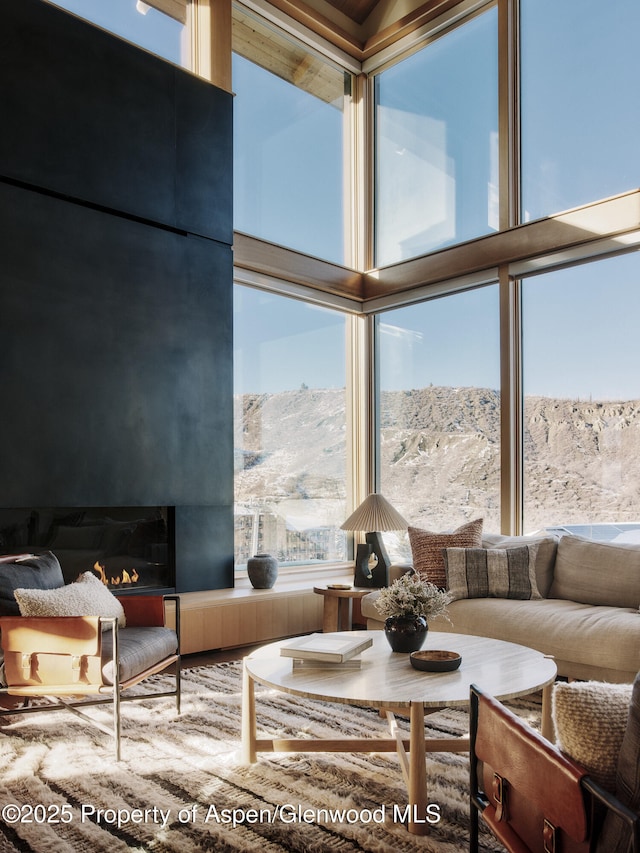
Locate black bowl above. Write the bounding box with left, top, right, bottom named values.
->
left=410, top=650, right=462, bottom=672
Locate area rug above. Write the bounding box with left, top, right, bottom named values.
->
left=0, top=660, right=540, bottom=852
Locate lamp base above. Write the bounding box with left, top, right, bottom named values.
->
left=352, top=533, right=390, bottom=588
left=354, top=544, right=374, bottom=587
left=366, top=531, right=390, bottom=587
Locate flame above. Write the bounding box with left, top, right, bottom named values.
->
left=94, top=561, right=108, bottom=585
left=93, top=561, right=139, bottom=587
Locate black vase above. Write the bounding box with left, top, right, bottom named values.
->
left=384, top=615, right=428, bottom=653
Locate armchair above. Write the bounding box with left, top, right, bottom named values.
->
left=0, top=553, right=180, bottom=760
left=469, top=683, right=639, bottom=853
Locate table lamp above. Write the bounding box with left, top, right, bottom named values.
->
left=341, top=493, right=408, bottom=587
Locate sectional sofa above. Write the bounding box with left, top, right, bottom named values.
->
left=360, top=532, right=640, bottom=683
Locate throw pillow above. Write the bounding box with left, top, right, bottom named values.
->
left=597, top=671, right=640, bottom=851
left=443, top=545, right=541, bottom=600
left=408, top=519, right=483, bottom=588
left=14, top=571, right=125, bottom=628
left=482, top=533, right=558, bottom=598
left=553, top=680, right=632, bottom=792
left=0, top=551, right=65, bottom=616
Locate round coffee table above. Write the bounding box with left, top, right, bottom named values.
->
left=241, top=630, right=557, bottom=836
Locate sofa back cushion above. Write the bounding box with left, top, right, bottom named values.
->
left=550, top=535, right=640, bottom=608
left=482, top=533, right=558, bottom=598
left=0, top=551, right=65, bottom=616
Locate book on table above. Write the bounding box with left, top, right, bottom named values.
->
left=280, top=633, right=373, bottom=664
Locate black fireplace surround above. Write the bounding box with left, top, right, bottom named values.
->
left=0, top=1, right=234, bottom=594
left=0, top=507, right=175, bottom=593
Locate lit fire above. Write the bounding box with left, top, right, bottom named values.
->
left=93, top=561, right=139, bottom=587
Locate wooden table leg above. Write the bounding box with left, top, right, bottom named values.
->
left=322, top=596, right=340, bottom=632
left=408, top=701, right=428, bottom=836
left=241, top=659, right=257, bottom=764
left=338, top=598, right=353, bottom=631
left=541, top=682, right=554, bottom=742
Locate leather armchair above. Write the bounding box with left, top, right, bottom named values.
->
left=0, top=591, right=180, bottom=760
left=469, top=683, right=639, bottom=853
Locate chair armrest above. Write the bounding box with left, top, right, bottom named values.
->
left=117, top=595, right=166, bottom=627
left=0, top=615, right=104, bottom=691
left=583, top=776, right=640, bottom=853
left=0, top=615, right=101, bottom=656
left=115, top=595, right=180, bottom=650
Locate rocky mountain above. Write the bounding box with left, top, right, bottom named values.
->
left=234, top=386, right=640, bottom=560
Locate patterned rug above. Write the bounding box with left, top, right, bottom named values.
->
left=0, top=660, right=539, bottom=852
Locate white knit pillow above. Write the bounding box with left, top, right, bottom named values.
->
left=553, top=680, right=632, bottom=791
left=14, top=571, right=125, bottom=628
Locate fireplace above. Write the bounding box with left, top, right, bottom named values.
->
left=0, top=506, right=175, bottom=593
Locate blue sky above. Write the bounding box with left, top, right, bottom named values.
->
left=48, top=0, right=184, bottom=64
left=379, top=251, right=640, bottom=401
left=48, top=0, right=640, bottom=402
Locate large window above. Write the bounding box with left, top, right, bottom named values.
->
left=377, top=286, right=501, bottom=557
left=522, top=252, right=640, bottom=535
left=46, top=0, right=188, bottom=66
left=234, top=286, right=348, bottom=567
left=232, top=8, right=350, bottom=264
left=520, top=0, right=640, bottom=222
left=374, top=6, right=498, bottom=266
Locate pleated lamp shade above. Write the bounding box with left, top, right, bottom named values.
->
left=340, top=493, right=408, bottom=532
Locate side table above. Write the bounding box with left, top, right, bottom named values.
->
left=313, top=585, right=371, bottom=632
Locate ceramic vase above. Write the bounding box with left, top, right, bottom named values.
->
left=247, top=553, right=278, bottom=589
left=384, top=615, right=428, bottom=653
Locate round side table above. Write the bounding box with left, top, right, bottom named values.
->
left=313, top=585, right=371, bottom=632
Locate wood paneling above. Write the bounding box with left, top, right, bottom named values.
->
left=178, top=585, right=326, bottom=653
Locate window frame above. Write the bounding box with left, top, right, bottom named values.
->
left=221, top=0, right=640, bottom=553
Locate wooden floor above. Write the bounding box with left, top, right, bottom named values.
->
left=182, top=644, right=263, bottom=668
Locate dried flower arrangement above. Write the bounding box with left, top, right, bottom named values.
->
left=374, top=572, right=453, bottom=621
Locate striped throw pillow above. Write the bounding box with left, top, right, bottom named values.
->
left=443, top=545, right=541, bottom=600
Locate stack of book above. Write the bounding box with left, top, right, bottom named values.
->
left=280, top=633, right=373, bottom=669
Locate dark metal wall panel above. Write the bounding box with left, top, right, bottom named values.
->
left=0, top=0, right=232, bottom=244
left=0, top=181, right=233, bottom=512
left=175, top=506, right=234, bottom=592
left=175, top=72, right=234, bottom=246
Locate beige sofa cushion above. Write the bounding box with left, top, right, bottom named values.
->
left=427, top=598, right=640, bottom=681
left=550, top=535, right=640, bottom=608
left=482, top=533, right=558, bottom=598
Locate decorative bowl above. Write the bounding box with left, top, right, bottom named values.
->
left=409, top=650, right=462, bottom=672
